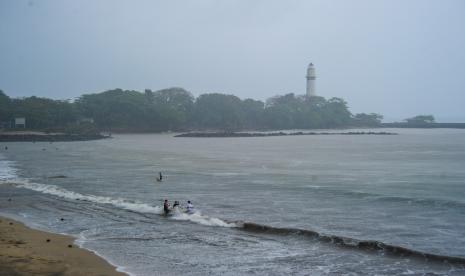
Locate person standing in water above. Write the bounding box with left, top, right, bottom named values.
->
left=163, top=199, right=170, bottom=216
left=158, top=172, right=163, bottom=182
left=186, top=200, right=194, bottom=214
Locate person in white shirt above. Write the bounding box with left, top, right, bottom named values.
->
left=186, top=200, right=194, bottom=214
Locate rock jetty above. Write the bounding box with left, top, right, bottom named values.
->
left=175, top=131, right=397, bottom=138
left=0, top=132, right=109, bottom=142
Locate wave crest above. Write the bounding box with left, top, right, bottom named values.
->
left=3, top=177, right=464, bottom=264
left=170, top=209, right=237, bottom=227
left=4, top=180, right=237, bottom=228
left=240, top=222, right=465, bottom=265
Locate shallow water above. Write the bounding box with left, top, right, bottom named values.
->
left=1, top=128, right=465, bottom=275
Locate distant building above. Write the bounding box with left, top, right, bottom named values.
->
left=14, top=117, right=26, bottom=128
left=306, top=63, right=316, bottom=97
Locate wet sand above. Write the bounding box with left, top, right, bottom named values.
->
left=0, top=216, right=126, bottom=276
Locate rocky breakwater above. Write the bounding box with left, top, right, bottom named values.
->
left=0, top=131, right=109, bottom=142
left=175, top=131, right=397, bottom=138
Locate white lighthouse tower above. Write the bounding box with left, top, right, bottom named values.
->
left=306, top=63, right=316, bottom=97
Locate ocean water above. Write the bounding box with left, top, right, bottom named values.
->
left=1, top=128, right=465, bottom=275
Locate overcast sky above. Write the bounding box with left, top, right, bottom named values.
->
left=1, top=0, right=464, bottom=121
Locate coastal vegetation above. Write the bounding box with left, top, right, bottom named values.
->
left=0, top=88, right=386, bottom=132
left=405, top=115, right=435, bottom=126
left=2, top=88, right=447, bottom=133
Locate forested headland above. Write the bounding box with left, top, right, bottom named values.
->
left=0, top=87, right=407, bottom=133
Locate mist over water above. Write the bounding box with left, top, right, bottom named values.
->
left=1, top=129, right=465, bottom=275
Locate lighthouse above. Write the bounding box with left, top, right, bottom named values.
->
left=306, top=63, right=316, bottom=97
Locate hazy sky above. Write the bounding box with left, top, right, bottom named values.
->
left=1, top=0, right=464, bottom=121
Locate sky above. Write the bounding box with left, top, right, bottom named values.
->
left=1, top=0, right=465, bottom=122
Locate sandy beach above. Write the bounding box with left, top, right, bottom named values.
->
left=0, top=216, right=126, bottom=276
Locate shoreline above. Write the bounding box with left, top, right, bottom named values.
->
left=0, top=215, right=126, bottom=276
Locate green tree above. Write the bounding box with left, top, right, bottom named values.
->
left=0, top=90, right=11, bottom=124
left=405, top=115, right=435, bottom=125
left=153, top=87, right=194, bottom=130
left=75, top=89, right=149, bottom=130
left=194, top=93, right=244, bottom=131
left=264, top=93, right=298, bottom=129
left=10, top=96, right=76, bottom=129
left=1, top=87, right=376, bottom=132
left=321, top=97, right=352, bottom=127
left=352, top=113, right=383, bottom=127
left=241, top=98, right=264, bottom=129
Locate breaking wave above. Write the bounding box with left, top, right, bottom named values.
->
left=2, top=179, right=237, bottom=228
left=1, top=156, right=463, bottom=265
left=11, top=180, right=162, bottom=214
left=0, top=154, right=18, bottom=180
left=238, top=222, right=465, bottom=265
left=4, top=178, right=465, bottom=263
left=170, top=208, right=236, bottom=227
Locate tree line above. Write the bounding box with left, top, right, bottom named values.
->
left=1, top=88, right=385, bottom=132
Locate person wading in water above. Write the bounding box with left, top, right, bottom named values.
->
left=163, top=199, right=170, bottom=216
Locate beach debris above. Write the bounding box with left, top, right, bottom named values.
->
left=46, top=239, right=51, bottom=242
left=9, top=222, right=13, bottom=225
left=68, top=244, right=73, bottom=248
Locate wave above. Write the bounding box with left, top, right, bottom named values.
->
left=3, top=174, right=464, bottom=265
left=0, top=154, right=18, bottom=180
left=170, top=208, right=236, bottom=227
left=238, top=222, right=465, bottom=265
left=2, top=179, right=237, bottom=228
left=12, top=180, right=162, bottom=214
left=75, top=230, right=135, bottom=276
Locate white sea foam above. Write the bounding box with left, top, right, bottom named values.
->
left=8, top=180, right=163, bottom=214
left=5, top=179, right=237, bottom=228
left=170, top=208, right=237, bottom=228
left=76, top=230, right=136, bottom=276
left=0, top=152, right=236, bottom=229
left=0, top=154, right=18, bottom=180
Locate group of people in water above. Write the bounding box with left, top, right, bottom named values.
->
left=163, top=199, right=194, bottom=216
left=158, top=171, right=194, bottom=216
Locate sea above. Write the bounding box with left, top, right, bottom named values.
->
left=1, top=128, right=465, bottom=275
